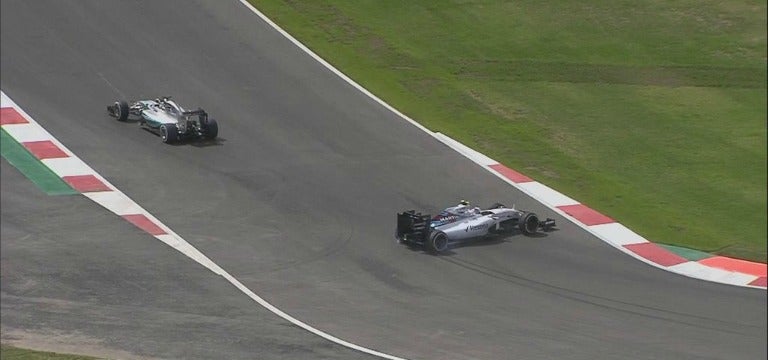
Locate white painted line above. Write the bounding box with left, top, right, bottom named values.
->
left=219, top=270, right=406, bottom=360
left=88, top=176, right=406, bottom=360
left=154, top=234, right=185, bottom=251
left=83, top=191, right=144, bottom=216
left=235, top=0, right=436, bottom=143
left=434, top=132, right=498, bottom=166
left=151, top=232, right=226, bottom=276
left=142, top=220, right=224, bottom=276
left=42, top=157, right=96, bottom=177
left=1, top=91, right=17, bottom=108
left=2, top=123, right=53, bottom=143
left=516, top=181, right=580, bottom=207
left=588, top=223, right=649, bottom=246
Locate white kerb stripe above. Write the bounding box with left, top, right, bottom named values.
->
left=667, top=262, right=759, bottom=285
left=434, top=132, right=498, bottom=166
left=516, top=181, right=580, bottom=207
left=42, top=157, right=96, bottom=177
left=1, top=92, right=17, bottom=108
left=2, top=123, right=54, bottom=143
left=588, top=223, right=649, bottom=246
left=155, top=234, right=183, bottom=249
left=84, top=192, right=144, bottom=216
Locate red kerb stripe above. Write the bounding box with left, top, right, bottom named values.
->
left=22, top=140, right=69, bottom=159
left=698, top=256, right=767, bottom=277
left=557, top=204, right=614, bottom=226
left=122, top=214, right=167, bottom=235
left=488, top=164, right=533, bottom=183
left=62, top=175, right=111, bottom=193
left=624, top=242, right=689, bottom=267
left=748, top=277, right=767, bottom=287
left=1, top=107, right=29, bottom=125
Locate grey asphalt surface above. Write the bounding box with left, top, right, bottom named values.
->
left=1, top=1, right=765, bottom=359
left=0, top=159, right=369, bottom=360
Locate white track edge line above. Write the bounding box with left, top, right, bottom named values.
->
left=235, top=0, right=438, bottom=142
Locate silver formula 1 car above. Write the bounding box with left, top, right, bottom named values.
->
left=396, top=201, right=556, bottom=253
left=107, top=96, right=218, bottom=143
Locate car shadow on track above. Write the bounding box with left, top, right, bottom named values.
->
left=186, top=137, right=226, bottom=147
left=139, top=127, right=226, bottom=147
left=400, top=229, right=558, bottom=257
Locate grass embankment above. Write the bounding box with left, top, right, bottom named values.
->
left=0, top=345, right=98, bottom=360
left=249, top=1, right=767, bottom=262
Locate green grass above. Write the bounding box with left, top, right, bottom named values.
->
left=1, top=129, right=77, bottom=196
left=0, top=345, right=99, bottom=360
left=249, top=0, right=767, bottom=262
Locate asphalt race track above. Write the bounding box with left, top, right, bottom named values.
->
left=1, top=1, right=765, bottom=359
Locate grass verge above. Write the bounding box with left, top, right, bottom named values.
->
left=248, top=0, right=767, bottom=262
left=0, top=129, right=77, bottom=195
left=0, top=345, right=99, bottom=360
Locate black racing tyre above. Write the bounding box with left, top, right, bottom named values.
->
left=519, top=212, right=540, bottom=236
left=160, top=124, right=178, bottom=143
left=202, top=118, right=218, bottom=139
left=489, top=203, right=506, bottom=209
left=114, top=101, right=130, bottom=122
left=427, top=231, right=449, bottom=253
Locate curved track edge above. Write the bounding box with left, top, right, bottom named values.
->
left=235, top=0, right=766, bottom=290
left=435, top=133, right=766, bottom=289
left=0, top=91, right=409, bottom=360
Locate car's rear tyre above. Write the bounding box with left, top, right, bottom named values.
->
left=519, top=212, right=540, bottom=236
left=202, top=118, right=218, bottom=139
left=427, top=231, right=449, bottom=253
left=114, top=101, right=129, bottom=122
left=160, top=124, right=178, bottom=144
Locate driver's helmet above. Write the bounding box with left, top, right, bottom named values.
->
left=454, top=200, right=470, bottom=215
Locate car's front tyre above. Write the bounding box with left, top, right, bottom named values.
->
left=114, top=101, right=130, bottom=122
left=519, top=212, right=540, bottom=236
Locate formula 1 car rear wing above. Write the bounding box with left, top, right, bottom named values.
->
left=182, top=109, right=208, bottom=117
left=179, top=109, right=208, bottom=125
left=396, top=210, right=432, bottom=245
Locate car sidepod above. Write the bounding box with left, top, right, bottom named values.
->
left=436, top=215, right=497, bottom=241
